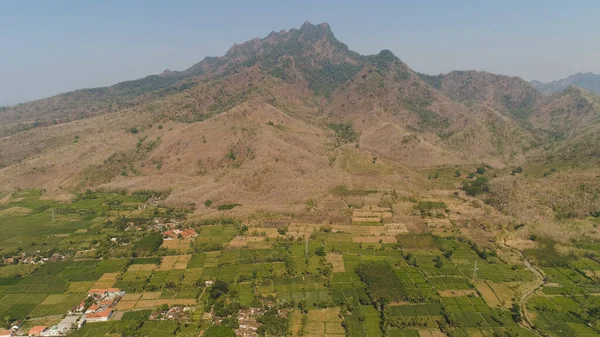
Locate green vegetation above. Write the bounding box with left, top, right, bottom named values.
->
left=462, top=176, right=490, bottom=196
left=417, top=72, right=443, bottom=89
left=511, top=166, right=524, bottom=175
left=217, top=203, right=241, bottom=211
left=256, top=308, right=290, bottom=336
left=501, top=92, right=537, bottom=119
left=204, top=325, right=235, bottom=337
left=133, top=233, right=163, bottom=256
left=304, top=62, right=362, bottom=97
left=328, top=123, right=359, bottom=145
left=413, top=201, right=448, bottom=217
left=0, top=190, right=597, bottom=337
left=356, top=261, right=406, bottom=305
left=330, top=185, right=377, bottom=197
left=403, top=99, right=449, bottom=129
left=3, top=21, right=600, bottom=337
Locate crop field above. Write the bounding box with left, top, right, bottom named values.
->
left=0, top=191, right=151, bottom=256
left=0, top=190, right=599, bottom=337
left=303, top=308, right=345, bottom=336
left=326, top=253, right=345, bottom=272
left=94, top=259, right=127, bottom=273
left=160, top=238, right=192, bottom=252
left=195, top=225, right=238, bottom=247
left=90, top=272, right=119, bottom=289
left=29, top=293, right=84, bottom=317
left=258, top=275, right=331, bottom=305
left=158, top=254, right=191, bottom=270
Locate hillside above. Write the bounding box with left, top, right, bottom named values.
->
left=1, top=21, right=600, bottom=225
left=531, top=72, right=600, bottom=95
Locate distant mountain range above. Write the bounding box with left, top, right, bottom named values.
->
left=0, top=99, right=16, bottom=107
left=531, top=72, right=600, bottom=95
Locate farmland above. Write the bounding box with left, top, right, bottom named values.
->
left=0, top=190, right=598, bottom=337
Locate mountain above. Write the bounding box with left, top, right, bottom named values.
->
left=531, top=72, right=600, bottom=95
left=0, top=22, right=599, bottom=222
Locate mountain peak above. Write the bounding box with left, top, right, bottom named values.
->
left=222, top=22, right=358, bottom=65
left=299, top=21, right=331, bottom=31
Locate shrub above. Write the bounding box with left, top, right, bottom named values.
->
left=217, top=203, right=241, bottom=211
left=511, top=303, right=522, bottom=323
left=462, top=176, right=489, bottom=196
left=328, top=123, right=358, bottom=144
left=210, top=280, right=229, bottom=299
left=257, top=308, right=290, bottom=336
left=315, top=246, right=326, bottom=257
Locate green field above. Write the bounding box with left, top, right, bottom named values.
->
left=0, top=190, right=599, bottom=337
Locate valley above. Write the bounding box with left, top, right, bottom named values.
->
left=0, top=21, right=599, bottom=337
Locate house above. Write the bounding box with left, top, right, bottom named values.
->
left=106, top=288, right=122, bottom=297
left=149, top=310, right=167, bottom=320
left=72, top=301, right=85, bottom=313
left=0, top=330, right=13, bottom=337
left=180, top=229, right=197, bottom=238
left=85, top=304, right=101, bottom=314
left=88, top=288, right=122, bottom=298
left=100, top=298, right=117, bottom=306
left=28, top=326, right=48, bottom=336
left=166, top=307, right=183, bottom=320
left=85, top=309, right=113, bottom=322
left=162, top=230, right=178, bottom=239
left=10, top=320, right=22, bottom=331
left=45, top=326, right=61, bottom=336
left=88, top=289, right=107, bottom=297
left=162, top=228, right=197, bottom=239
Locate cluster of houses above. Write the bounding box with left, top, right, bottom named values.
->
left=21, top=316, right=84, bottom=336
left=234, top=308, right=265, bottom=337
left=162, top=228, right=197, bottom=240
left=138, top=196, right=164, bottom=209
left=124, top=217, right=185, bottom=233
left=149, top=305, right=193, bottom=321
left=0, top=320, right=22, bottom=337
left=72, top=288, right=125, bottom=323
left=2, top=252, right=68, bottom=266
left=0, top=316, right=83, bottom=337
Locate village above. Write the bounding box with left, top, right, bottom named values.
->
left=2, top=253, right=69, bottom=267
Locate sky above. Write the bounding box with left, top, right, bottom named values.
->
left=1, top=0, right=599, bottom=105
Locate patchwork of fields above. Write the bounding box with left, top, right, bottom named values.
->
left=0, top=190, right=599, bottom=337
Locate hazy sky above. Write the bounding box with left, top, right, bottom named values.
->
left=1, top=0, right=599, bottom=105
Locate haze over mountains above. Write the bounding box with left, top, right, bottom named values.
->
left=531, top=72, right=600, bottom=95
left=0, top=22, right=599, bottom=220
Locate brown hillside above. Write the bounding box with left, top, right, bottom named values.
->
left=1, top=21, right=599, bottom=221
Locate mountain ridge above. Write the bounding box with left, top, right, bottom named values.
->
left=1, top=22, right=599, bottom=221
left=531, top=72, right=600, bottom=95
